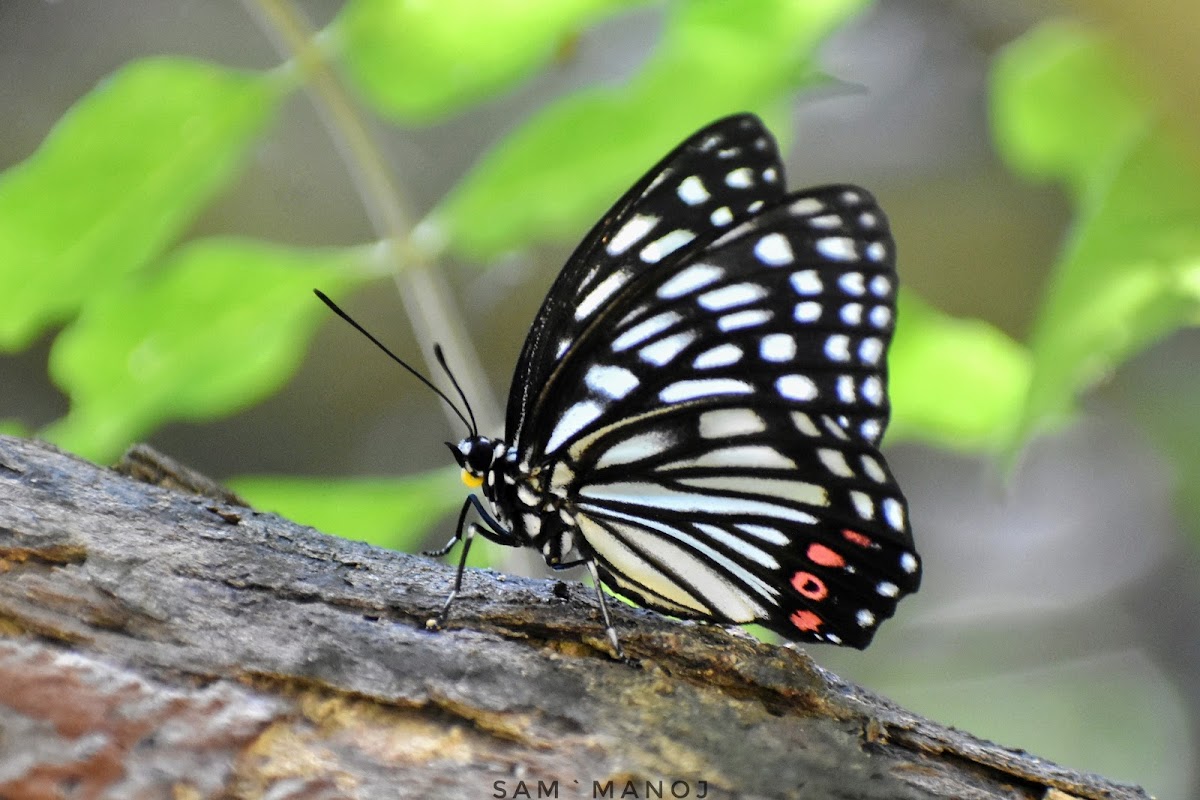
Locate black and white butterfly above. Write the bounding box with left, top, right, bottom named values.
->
left=317, top=113, right=920, bottom=657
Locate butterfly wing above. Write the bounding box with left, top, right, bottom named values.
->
left=507, top=114, right=789, bottom=446
left=519, top=182, right=919, bottom=648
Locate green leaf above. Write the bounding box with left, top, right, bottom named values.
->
left=41, top=239, right=381, bottom=462
left=992, top=23, right=1200, bottom=445
left=228, top=469, right=464, bottom=552
left=431, top=0, right=869, bottom=260
left=887, top=293, right=1031, bottom=451
left=335, top=0, right=643, bottom=122
left=0, top=421, right=31, bottom=438
left=0, top=58, right=285, bottom=351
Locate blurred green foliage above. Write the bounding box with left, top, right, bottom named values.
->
left=0, top=5, right=1196, bottom=547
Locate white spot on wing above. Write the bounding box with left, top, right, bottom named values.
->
left=824, top=334, right=851, bottom=362
left=869, top=305, right=892, bottom=328
left=789, top=197, right=824, bottom=215
left=606, top=213, right=658, bottom=256
left=862, top=376, right=883, bottom=406
left=692, top=343, right=743, bottom=369
left=698, top=282, right=767, bottom=311
left=639, top=330, right=696, bottom=366
left=901, top=552, right=919, bottom=574
left=657, top=263, right=724, bottom=299
left=677, top=175, right=710, bottom=206
left=660, top=378, right=753, bottom=403
left=859, top=337, right=883, bottom=366
left=794, top=301, right=822, bottom=323
left=754, top=233, right=794, bottom=266
left=791, top=412, right=820, bottom=437
left=777, top=375, right=818, bottom=401
left=838, top=272, right=865, bottom=296
left=585, top=364, right=639, bottom=400
left=790, top=270, right=822, bottom=295
left=612, top=311, right=680, bottom=352
left=883, top=497, right=905, bottom=531
left=817, top=236, right=858, bottom=261
left=725, top=167, right=753, bottom=188
left=718, top=309, right=771, bottom=331
left=861, top=454, right=887, bottom=483
left=545, top=400, right=604, bottom=454
left=840, top=303, right=863, bottom=325
left=818, top=448, right=854, bottom=478
left=759, top=333, right=795, bottom=362
left=866, top=242, right=887, bottom=262
left=870, top=275, right=892, bottom=297
left=837, top=375, right=856, bottom=403
left=640, top=229, right=696, bottom=263
left=710, top=206, right=734, bottom=226
left=809, top=214, right=842, bottom=229
left=850, top=490, right=874, bottom=520
left=861, top=418, right=882, bottom=442
left=856, top=609, right=876, bottom=627
left=699, top=408, right=767, bottom=438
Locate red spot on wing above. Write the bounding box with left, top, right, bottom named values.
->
left=790, top=610, right=823, bottom=632
left=842, top=529, right=875, bottom=548
left=806, top=543, right=845, bottom=568
left=790, top=571, right=828, bottom=601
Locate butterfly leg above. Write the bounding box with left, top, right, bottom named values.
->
left=427, top=495, right=519, bottom=631
left=584, top=559, right=627, bottom=661
left=425, top=496, right=480, bottom=631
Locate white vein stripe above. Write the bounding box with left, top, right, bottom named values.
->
left=606, top=214, right=658, bottom=256
left=659, top=445, right=794, bottom=470
left=657, top=263, right=724, bottom=299
left=697, top=282, right=767, bottom=310
left=595, top=429, right=672, bottom=468
left=677, top=475, right=829, bottom=508
left=580, top=482, right=824, bottom=524
left=575, top=270, right=629, bottom=320
left=612, top=311, right=680, bottom=351
left=641, top=229, right=696, bottom=263
left=577, top=516, right=709, bottom=614
left=694, top=523, right=779, bottom=569
left=581, top=514, right=772, bottom=620
left=639, top=330, right=697, bottom=365
left=544, top=400, right=603, bottom=454
left=699, top=408, right=766, bottom=438
left=584, top=364, right=639, bottom=399
left=693, top=343, right=742, bottom=369
left=660, top=378, right=753, bottom=403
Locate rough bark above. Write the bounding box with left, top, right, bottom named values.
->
left=0, top=434, right=1149, bottom=800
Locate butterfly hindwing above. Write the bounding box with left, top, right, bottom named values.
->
left=516, top=180, right=920, bottom=647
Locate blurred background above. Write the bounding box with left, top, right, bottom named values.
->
left=1, top=1, right=1197, bottom=796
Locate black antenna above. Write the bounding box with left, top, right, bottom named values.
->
left=313, top=290, right=475, bottom=436
left=433, top=344, right=478, bottom=437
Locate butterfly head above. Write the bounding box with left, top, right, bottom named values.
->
left=448, top=437, right=501, bottom=490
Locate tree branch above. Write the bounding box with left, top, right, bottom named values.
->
left=0, top=435, right=1148, bottom=799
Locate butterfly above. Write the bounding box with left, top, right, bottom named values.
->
left=317, top=113, right=920, bottom=659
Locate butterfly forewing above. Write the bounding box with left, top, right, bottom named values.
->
left=515, top=171, right=920, bottom=647
left=508, top=114, right=790, bottom=446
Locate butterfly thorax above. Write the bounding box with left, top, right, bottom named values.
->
left=449, top=436, right=582, bottom=566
